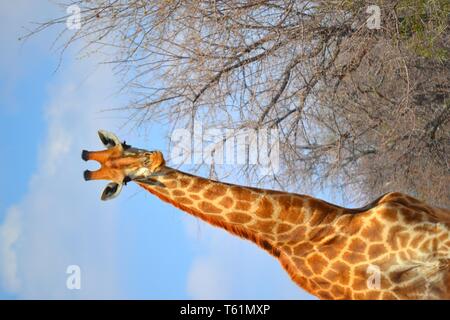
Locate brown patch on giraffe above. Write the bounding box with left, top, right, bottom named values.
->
left=172, top=189, right=185, bottom=197
left=352, top=278, right=368, bottom=291
left=307, top=253, right=328, bottom=274
left=179, top=178, right=191, bottom=188
left=323, top=234, right=347, bottom=249
left=308, top=226, right=334, bottom=242
left=320, top=244, right=340, bottom=260
left=281, top=245, right=293, bottom=255
left=431, top=238, right=438, bottom=250
left=248, top=220, right=276, bottom=233
left=291, top=197, right=304, bottom=208
left=330, top=284, right=346, bottom=298
left=320, top=235, right=347, bottom=260
left=413, top=224, right=436, bottom=234
left=279, top=207, right=302, bottom=224
left=401, top=208, right=424, bottom=224
left=293, top=242, right=314, bottom=256
left=230, top=187, right=257, bottom=202
left=203, top=184, right=227, bottom=200
left=336, top=214, right=363, bottom=234
left=219, top=196, right=233, bottom=209
left=311, top=276, right=331, bottom=289
left=323, top=269, right=340, bottom=283
left=346, top=215, right=365, bottom=234
left=190, top=194, right=201, bottom=200
left=188, top=178, right=209, bottom=193
left=235, top=201, right=251, bottom=211
left=276, top=223, right=292, bottom=234
left=277, top=206, right=288, bottom=220
left=198, top=201, right=222, bottom=214
left=438, top=233, right=448, bottom=241
left=308, top=279, right=320, bottom=291
left=398, top=232, right=410, bottom=248
left=293, top=258, right=314, bottom=277
left=368, top=244, right=386, bottom=259
left=335, top=214, right=351, bottom=227
left=290, top=210, right=304, bottom=224
left=360, top=218, right=383, bottom=241
left=380, top=208, right=398, bottom=223
left=277, top=201, right=303, bottom=224
left=322, top=211, right=338, bottom=224
left=175, top=197, right=193, bottom=205
left=330, top=260, right=351, bottom=286
left=342, top=251, right=366, bottom=264
left=255, top=197, right=273, bottom=218
left=410, top=234, right=426, bottom=248
left=165, top=180, right=178, bottom=188
left=227, top=212, right=252, bottom=224
left=308, top=212, right=328, bottom=227
left=387, top=225, right=406, bottom=250
left=282, top=226, right=306, bottom=244
left=348, top=237, right=367, bottom=253
left=365, top=291, right=381, bottom=299
left=276, top=195, right=292, bottom=211
left=309, top=201, right=338, bottom=224
left=419, top=239, right=432, bottom=252
left=316, top=290, right=333, bottom=300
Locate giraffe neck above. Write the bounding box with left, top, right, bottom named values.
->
left=135, top=166, right=345, bottom=258
left=134, top=167, right=450, bottom=299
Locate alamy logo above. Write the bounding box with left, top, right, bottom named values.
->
left=66, top=265, right=81, bottom=290
left=366, top=264, right=381, bottom=290
left=66, top=5, right=81, bottom=30
left=366, top=5, right=381, bottom=30
left=170, top=122, right=280, bottom=175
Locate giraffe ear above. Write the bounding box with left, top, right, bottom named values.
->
left=98, top=130, right=122, bottom=149
left=101, top=182, right=123, bottom=201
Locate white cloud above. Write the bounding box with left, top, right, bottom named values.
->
left=187, top=257, right=231, bottom=299
left=184, top=218, right=313, bottom=299
left=0, top=207, right=22, bottom=292
left=0, top=33, right=126, bottom=298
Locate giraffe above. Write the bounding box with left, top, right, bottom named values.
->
left=82, top=130, right=450, bottom=299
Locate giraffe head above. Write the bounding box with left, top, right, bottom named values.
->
left=82, top=130, right=166, bottom=200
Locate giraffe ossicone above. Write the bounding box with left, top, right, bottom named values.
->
left=82, top=130, right=450, bottom=300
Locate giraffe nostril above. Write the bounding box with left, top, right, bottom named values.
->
left=83, top=170, right=92, bottom=181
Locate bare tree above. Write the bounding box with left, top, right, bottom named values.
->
left=27, top=0, right=449, bottom=206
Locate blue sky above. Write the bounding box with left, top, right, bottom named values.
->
left=0, top=1, right=313, bottom=299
